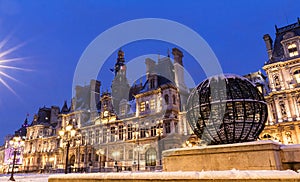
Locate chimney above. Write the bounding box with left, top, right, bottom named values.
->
left=172, top=48, right=183, bottom=66
left=263, top=34, right=273, bottom=59
left=145, top=58, right=156, bottom=76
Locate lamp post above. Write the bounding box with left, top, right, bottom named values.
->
left=59, top=123, right=80, bottom=174
left=8, top=136, right=25, bottom=181
left=133, top=123, right=140, bottom=171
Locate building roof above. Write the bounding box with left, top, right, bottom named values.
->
left=266, top=18, right=300, bottom=64
left=139, top=75, right=174, bottom=93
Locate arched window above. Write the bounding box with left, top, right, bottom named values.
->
left=293, top=69, right=300, bottom=83
left=173, top=95, right=176, bottom=105
left=287, top=43, right=298, bottom=57
left=145, top=148, right=157, bottom=166
left=164, top=94, right=169, bottom=105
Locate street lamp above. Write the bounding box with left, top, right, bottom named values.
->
left=59, top=123, right=80, bottom=174
left=96, top=149, right=104, bottom=172
left=133, top=123, right=140, bottom=171
left=8, top=136, right=25, bottom=181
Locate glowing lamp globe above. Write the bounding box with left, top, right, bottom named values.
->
left=186, top=74, right=268, bottom=145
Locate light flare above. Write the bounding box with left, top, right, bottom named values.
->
left=0, top=35, right=29, bottom=95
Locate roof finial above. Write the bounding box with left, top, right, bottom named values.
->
left=275, top=25, right=278, bottom=33
left=167, top=48, right=170, bottom=57
left=298, top=17, right=300, bottom=24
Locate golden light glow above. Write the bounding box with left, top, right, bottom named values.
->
left=59, top=130, right=65, bottom=136
left=70, top=129, right=76, bottom=137
left=66, top=124, right=73, bottom=131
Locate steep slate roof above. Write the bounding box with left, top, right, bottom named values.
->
left=139, top=75, right=175, bottom=94
left=266, top=19, right=300, bottom=64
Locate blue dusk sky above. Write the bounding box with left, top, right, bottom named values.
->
left=0, top=0, right=299, bottom=144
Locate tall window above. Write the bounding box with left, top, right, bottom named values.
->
left=111, top=127, right=116, bottom=142
left=164, top=94, right=169, bottom=105
left=81, top=154, right=85, bottom=162
left=118, top=125, right=123, bottom=140
left=127, top=124, right=132, bottom=140
left=95, top=130, right=99, bottom=144
left=279, top=101, right=287, bottom=118
left=128, top=149, right=133, bottom=159
left=173, top=95, right=176, bottom=105
left=165, top=122, right=171, bottom=133
left=288, top=43, right=298, bottom=57
left=145, top=148, right=156, bottom=166
left=140, top=128, right=146, bottom=138
left=102, top=128, right=107, bottom=143
left=150, top=79, right=155, bottom=89
left=150, top=126, right=156, bottom=137
left=88, top=131, right=93, bottom=145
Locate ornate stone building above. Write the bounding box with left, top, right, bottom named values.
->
left=260, top=18, right=300, bottom=144
left=71, top=48, right=192, bottom=172
left=23, top=105, right=61, bottom=172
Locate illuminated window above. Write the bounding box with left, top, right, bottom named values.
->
left=150, top=99, right=155, bottom=110
left=294, top=70, right=300, bottom=83
left=288, top=43, right=298, bottom=57
left=120, top=105, right=126, bottom=115
left=145, top=148, right=156, bottom=166
left=140, top=102, right=146, bottom=112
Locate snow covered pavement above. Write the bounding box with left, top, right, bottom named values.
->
left=0, top=173, right=51, bottom=182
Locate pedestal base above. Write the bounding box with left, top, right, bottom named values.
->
left=163, top=140, right=300, bottom=171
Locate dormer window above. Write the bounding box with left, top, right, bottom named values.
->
left=287, top=43, right=298, bottom=57
left=140, top=102, right=146, bottom=112
left=150, top=79, right=155, bottom=89
left=293, top=69, right=300, bottom=83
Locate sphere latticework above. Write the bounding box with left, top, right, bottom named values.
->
left=186, top=74, right=268, bottom=145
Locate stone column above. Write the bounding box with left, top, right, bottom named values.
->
left=292, top=94, right=300, bottom=119
left=284, top=96, right=292, bottom=121
left=267, top=104, right=273, bottom=124
left=274, top=97, right=283, bottom=122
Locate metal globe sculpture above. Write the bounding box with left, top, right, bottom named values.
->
left=186, top=74, right=268, bottom=145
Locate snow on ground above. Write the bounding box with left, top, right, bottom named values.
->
left=1, top=170, right=300, bottom=182
left=0, top=173, right=52, bottom=182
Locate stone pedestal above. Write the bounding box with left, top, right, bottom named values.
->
left=163, top=140, right=286, bottom=171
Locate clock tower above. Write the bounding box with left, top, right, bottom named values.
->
left=111, top=49, right=130, bottom=115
